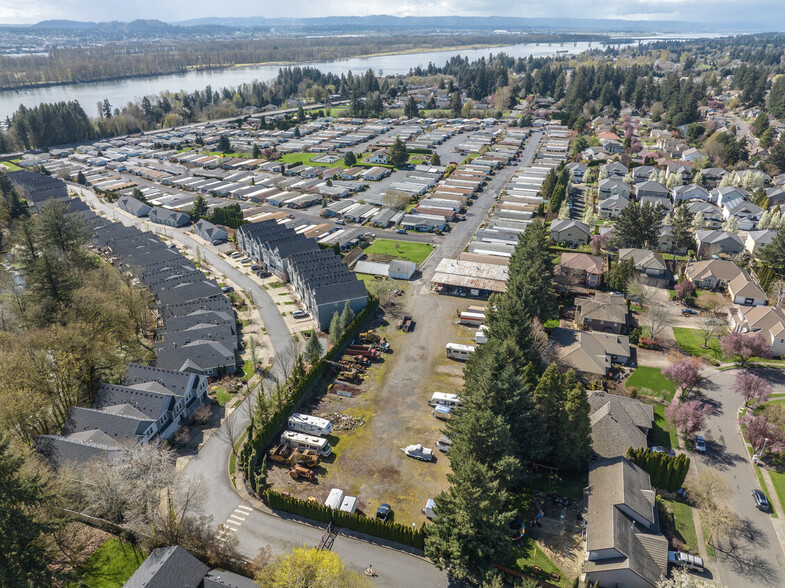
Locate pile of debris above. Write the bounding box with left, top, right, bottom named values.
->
left=322, top=412, right=366, bottom=431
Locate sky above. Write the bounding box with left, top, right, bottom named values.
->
left=0, top=0, right=782, bottom=26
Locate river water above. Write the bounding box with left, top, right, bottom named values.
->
left=0, top=34, right=725, bottom=120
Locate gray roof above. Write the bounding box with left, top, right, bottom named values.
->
left=35, top=433, right=125, bottom=470
left=202, top=570, right=258, bottom=588
left=123, top=545, right=209, bottom=588
left=588, top=392, right=653, bottom=459
left=118, top=196, right=152, bottom=217
left=61, top=406, right=153, bottom=440
left=94, top=383, right=177, bottom=421
left=124, top=364, right=200, bottom=398
left=618, top=248, right=668, bottom=273
left=155, top=341, right=236, bottom=374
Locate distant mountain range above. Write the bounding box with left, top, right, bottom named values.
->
left=0, top=15, right=774, bottom=34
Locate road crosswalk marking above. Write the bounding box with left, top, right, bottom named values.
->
left=217, top=504, right=253, bottom=541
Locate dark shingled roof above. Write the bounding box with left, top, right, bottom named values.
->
left=123, top=545, right=209, bottom=588
left=61, top=406, right=153, bottom=440
left=123, top=364, right=200, bottom=398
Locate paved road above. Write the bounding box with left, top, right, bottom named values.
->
left=693, top=367, right=785, bottom=588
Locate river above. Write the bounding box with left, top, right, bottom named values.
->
left=0, top=33, right=726, bottom=120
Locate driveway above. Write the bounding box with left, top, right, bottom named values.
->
left=692, top=367, right=785, bottom=588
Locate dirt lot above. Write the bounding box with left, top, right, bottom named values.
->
left=265, top=285, right=484, bottom=525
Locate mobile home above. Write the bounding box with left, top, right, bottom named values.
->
left=429, top=392, right=462, bottom=408
left=325, top=488, right=344, bottom=509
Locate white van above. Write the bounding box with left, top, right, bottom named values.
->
left=339, top=496, right=358, bottom=514
left=475, top=325, right=489, bottom=345
left=446, top=343, right=475, bottom=361
left=429, top=392, right=462, bottom=408
left=281, top=431, right=332, bottom=456
left=288, top=413, right=332, bottom=437
left=325, top=488, right=344, bottom=510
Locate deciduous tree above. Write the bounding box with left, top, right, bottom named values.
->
left=662, top=357, right=702, bottom=398
left=665, top=398, right=712, bottom=437
left=733, top=371, right=773, bottom=407
left=720, top=331, right=772, bottom=366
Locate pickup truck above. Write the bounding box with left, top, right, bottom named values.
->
left=668, top=551, right=704, bottom=573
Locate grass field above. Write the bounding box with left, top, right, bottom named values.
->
left=653, top=404, right=680, bottom=449
left=626, top=367, right=676, bottom=399
left=278, top=151, right=352, bottom=168
left=213, top=386, right=234, bottom=406
left=363, top=239, right=433, bottom=265
left=68, top=539, right=145, bottom=588
left=509, top=537, right=571, bottom=587
left=672, top=327, right=721, bottom=359
left=753, top=464, right=779, bottom=517
left=0, top=160, right=22, bottom=171
left=769, top=469, right=785, bottom=516
left=660, top=498, right=699, bottom=552
left=243, top=360, right=255, bottom=381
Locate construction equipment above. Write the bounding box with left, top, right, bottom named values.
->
left=289, top=464, right=316, bottom=482
left=267, top=443, right=294, bottom=464
left=358, top=331, right=390, bottom=352
left=345, top=345, right=381, bottom=360
left=339, top=370, right=362, bottom=384
left=293, top=449, right=321, bottom=468
left=268, top=444, right=321, bottom=467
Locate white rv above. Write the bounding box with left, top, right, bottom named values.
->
left=446, top=343, right=476, bottom=361
left=325, top=488, right=344, bottom=509
left=281, top=431, right=333, bottom=456
left=288, top=413, right=333, bottom=437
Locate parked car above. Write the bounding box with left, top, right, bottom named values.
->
left=221, top=286, right=234, bottom=293
left=292, top=310, right=308, bottom=319
left=335, top=219, right=345, bottom=225
left=396, top=228, right=407, bottom=234
left=376, top=503, right=392, bottom=521
left=401, top=444, right=434, bottom=462
left=753, top=489, right=770, bottom=512
left=668, top=551, right=705, bottom=573
left=651, top=446, right=676, bottom=457
left=681, top=308, right=698, bottom=316
left=694, top=435, right=707, bottom=453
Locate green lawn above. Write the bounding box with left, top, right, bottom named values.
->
left=213, top=386, right=234, bottom=406
left=363, top=239, right=434, bottom=265
left=68, top=539, right=146, bottom=588
left=625, top=367, right=676, bottom=399
left=768, top=469, right=785, bottom=516
left=652, top=404, right=680, bottom=449
left=278, top=152, right=351, bottom=168
left=243, top=360, right=255, bottom=381
left=660, top=498, right=699, bottom=552
left=509, top=537, right=570, bottom=587
left=753, top=464, right=779, bottom=518
left=672, top=327, right=721, bottom=359
left=0, top=160, right=22, bottom=171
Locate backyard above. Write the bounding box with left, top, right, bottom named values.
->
left=626, top=367, right=679, bottom=449
left=363, top=239, right=434, bottom=265
left=67, top=539, right=145, bottom=588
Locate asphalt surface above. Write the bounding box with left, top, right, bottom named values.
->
left=692, top=367, right=785, bottom=588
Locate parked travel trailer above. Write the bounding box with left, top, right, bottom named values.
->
left=429, top=392, right=462, bottom=408
left=281, top=431, right=333, bottom=456
left=446, top=343, right=476, bottom=361
left=325, top=488, right=344, bottom=509
left=459, top=311, right=485, bottom=327
left=287, top=413, right=333, bottom=437
left=339, top=496, right=358, bottom=514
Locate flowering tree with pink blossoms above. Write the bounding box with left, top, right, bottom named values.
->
left=733, top=371, right=773, bottom=407
left=662, top=357, right=703, bottom=398
left=741, top=414, right=785, bottom=455
left=674, top=280, right=696, bottom=301
left=721, top=331, right=772, bottom=367
left=666, top=398, right=712, bottom=437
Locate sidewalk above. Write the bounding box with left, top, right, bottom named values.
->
left=760, top=467, right=785, bottom=550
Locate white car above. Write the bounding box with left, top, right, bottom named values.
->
left=401, top=444, right=434, bottom=462
left=668, top=551, right=704, bottom=573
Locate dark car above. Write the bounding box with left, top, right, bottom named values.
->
left=753, top=489, right=770, bottom=512
left=396, top=228, right=407, bottom=234
left=681, top=308, right=698, bottom=316
left=376, top=503, right=392, bottom=521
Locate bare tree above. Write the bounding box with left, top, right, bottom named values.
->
left=698, top=316, right=723, bottom=348
left=382, top=190, right=410, bottom=211
left=687, top=470, right=740, bottom=547
left=215, top=415, right=244, bottom=460
left=645, top=301, right=670, bottom=341
left=770, top=279, right=785, bottom=308
left=530, top=318, right=553, bottom=365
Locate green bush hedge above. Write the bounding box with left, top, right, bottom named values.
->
left=266, top=490, right=425, bottom=549
left=627, top=448, right=690, bottom=492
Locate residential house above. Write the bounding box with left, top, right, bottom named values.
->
left=555, top=252, right=605, bottom=288
left=686, top=201, right=724, bottom=228
left=765, top=186, right=785, bottom=207
left=618, top=248, right=669, bottom=279
left=575, top=293, right=629, bottom=334
left=671, top=183, right=710, bottom=204
left=681, top=147, right=703, bottom=162
left=367, top=149, right=389, bottom=164
left=656, top=225, right=676, bottom=254
left=118, top=195, right=152, bottom=217
left=745, top=229, right=777, bottom=256
left=700, top=167, right=726, bottom=188
left=694, top=230, right=744, bottom=258
left=632, top=166, right=657, bottom=184
left=601, top=161, right=628, bottom=178
left=598, top=177, right=632, bottom=200
left=584, top=457, right=669, bottom=588
left=155, top=340, right=237, bottom=376
left=685, top=259, right=745, bottom=290
left=193, top=219, right=228, bottom=245
left=722, top=199, right=763, bottom=231
left=588, top=392, right=654, bottom=459
left=598, top=195, right=631, bottom=219
left=551, top=328, right=631, bottom=378
left=566, top=162, right=588, bottom=183
left=711, top=186, right=750, bottom=207
left=728, top=305, right=785, bottom=357
left=550, top=219, right=591, bottom=247
left=148, top=207, right=190, bottom=228
left=635, top=181, right=668, bottom=201
left=727, top=273, right=768, bottom=306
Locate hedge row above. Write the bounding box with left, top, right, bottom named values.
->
left=240, top=296, right=379, bottom=480
left=266, top=490, right=426, bottom=549
left=627, top=448, right=690, bottom=492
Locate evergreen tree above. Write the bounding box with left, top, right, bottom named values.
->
left=76, top=170, right=86, bottom=185
left=671, top=203, right=695, bottom=253
left=404, top=96, right=419, bottom=119
left=339, top=301, right=355, bottom=331
left=425, top=458, right=516, bottom=582
left=304, top=332, right=324, bottom=366
left=217, top=134, right=232, bottom=153
left=605, top=259, right=636, bottom=293
left=389, top=138, right=408, bottom=169
left=252, top=143, right=262, bottom=159
left=450, top=91, right=462, bottom=117
left=189, top=194, right=209, bottom=221
left=0, top=436, right=61, bottom=587
left=532, top=365, right=592, bottom=471
left=759, top=226, right=785, bottom=276
left=431, top=153, right=441, bottom=166
left=343, top=151, right=357, bottom=167
left=328, top=311, right=342, bottom=346
left=612, top=201, right=662, bottom=249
